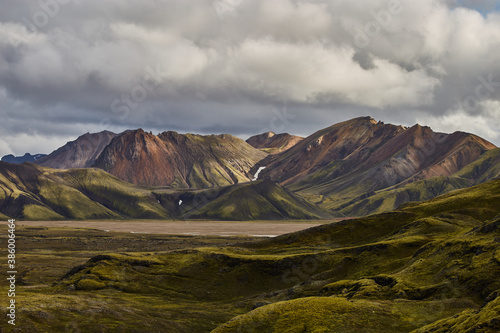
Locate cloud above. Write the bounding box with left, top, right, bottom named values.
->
left=0, top=0, right=499, bottom=156
left=417, top=99, right=500, bottom=142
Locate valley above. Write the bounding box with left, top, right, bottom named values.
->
left=3, top=220, right=327, bottom=237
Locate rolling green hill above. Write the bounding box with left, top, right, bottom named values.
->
left=0, top=162, right=170, bottom=220
left=4, top=178, right=494, bottom=331
left=182, top=179, right=332, bottom=220
left=0, top=162, right=328, bottom=221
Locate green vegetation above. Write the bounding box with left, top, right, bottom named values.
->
left=0, top=226, right=258, bottom=332
left=183, top=179, right=332, bottom=220
left=1, top=179, right=499, bottom=331
left=0, top=162, right=330, bottom=221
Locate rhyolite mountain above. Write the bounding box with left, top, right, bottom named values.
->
left=92, top=129, right=267, bottom=187
left=337, top=147, right=500, bottom=216
left=17, top=116, right=500, bottom=216
left=35, top=131, right=117, bottom=169
left=246, top=131, right=303, bottom=154
left=1, top=153, right=47, bottom=164
left=254, top=116, right=497, bottom=213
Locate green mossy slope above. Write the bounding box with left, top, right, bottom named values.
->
left=1, top=162, right=329, bottom=220
left=184, top=179, right=332, bottom=220
left=2, top=179, right=500, bottom=332
left=0, top=162, right=169, bottom=220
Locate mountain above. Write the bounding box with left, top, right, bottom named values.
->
left=254, top=117, right=496, bottom=212
left=35, top=131, right=117, bottom=169
left=337, top=147, right=500, bottom=216
left=92, top=129, right=268, bottom=187
left=181, top=179, right=332, bottom=220
left=246, top=132, right=303, bottom=154
left=1, top=153, right=47, bottom=164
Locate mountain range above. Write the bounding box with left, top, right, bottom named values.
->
left=1, top=153, right=47, bottom=164
left=1, top=116, right=499, bottom=220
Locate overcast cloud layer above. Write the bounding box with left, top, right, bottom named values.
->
left=1, top=0, right=500, bottom=156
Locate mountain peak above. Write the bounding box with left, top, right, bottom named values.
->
left=35, top=131, right=117, bottom=169
left=247, top=131, right=303, bottom=154
left=352, top=116, right=377, bottom=124
left=93, top=130, right=267, bottom=187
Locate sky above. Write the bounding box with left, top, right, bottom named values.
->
left=0, top=0, right=500, bottom=156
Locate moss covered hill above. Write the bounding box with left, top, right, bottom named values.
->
left=0, top=162, right=328, bottom=221
left=92, top=129, right=267, bottom=187
left=181, top=179, right=332, bottom=220
left=9, top=178, right=497, bottom=332
left=212, top=179, right=500, bottom=332
left=0, top=161, right=169, bottom=220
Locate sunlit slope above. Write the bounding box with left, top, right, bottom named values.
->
left=0, top=162, right=329, bottom=221
left=0, top=162, right=169, bottom=220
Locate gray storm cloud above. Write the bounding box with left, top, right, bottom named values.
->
left=0, top=0, right=499, bottom=155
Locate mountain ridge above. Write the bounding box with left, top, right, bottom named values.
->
left=35, top=130, right=117, bottom=169
left=1, top=153, right=47, bottom=164
left=7, top=116, right=498, bottom=217
left=92, top=129, right=268, bottom=187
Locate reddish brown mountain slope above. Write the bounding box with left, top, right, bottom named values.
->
left=255, top=117, right=496, bottom=209
left=246, top=132, right=304, bottom=154
left=35, top=131, right=117, bottom=169
left=92, top=129, right=268, bottom=187
left=257, top=117, right=407, bottom=185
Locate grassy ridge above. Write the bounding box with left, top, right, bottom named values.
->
left=183, top=179, right=332, bottom=220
